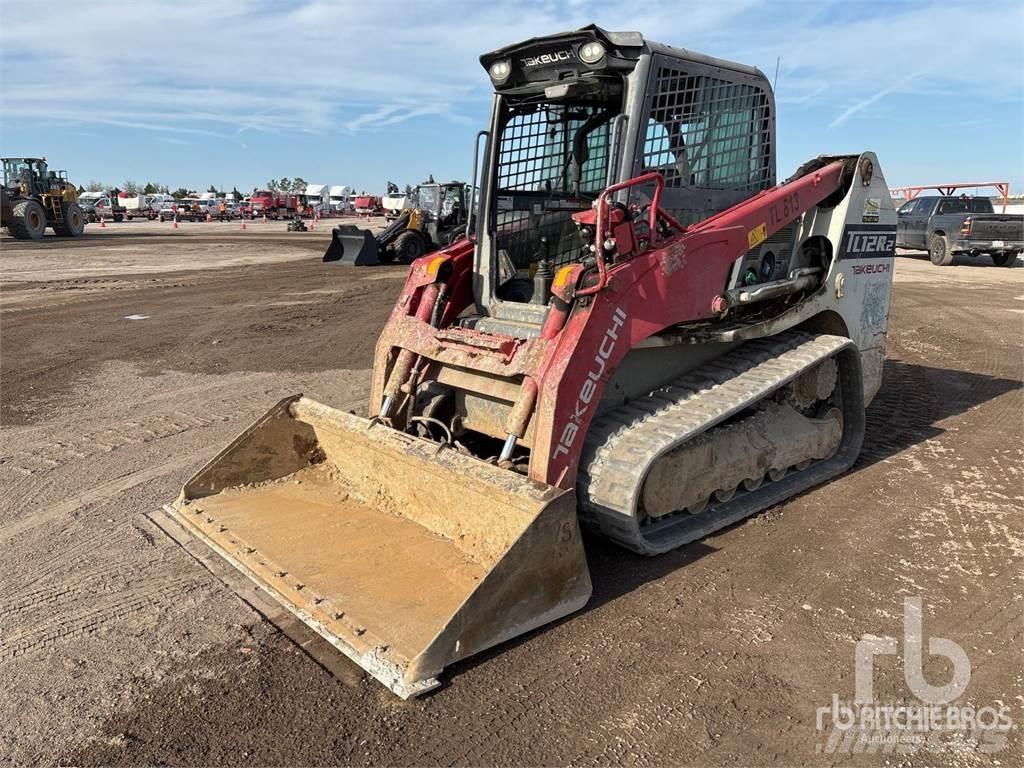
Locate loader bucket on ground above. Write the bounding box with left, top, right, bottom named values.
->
left=322, top=225, right=380, bottom=265
left=164, top=396, right=592, bottom=698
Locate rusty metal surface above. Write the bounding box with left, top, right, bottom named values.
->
left=167, top=396, right=591, bottom=698
left=435, top=365, right=523, bottom=403
left=384, top=314, right=548, bottom=377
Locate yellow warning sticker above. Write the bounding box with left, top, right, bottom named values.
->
left=747, top=223, right=768, bottom=249
left=553, top=265, right=575, bottom=288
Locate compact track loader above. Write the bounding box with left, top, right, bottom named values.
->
left=158, top=26, right=896, bottom=698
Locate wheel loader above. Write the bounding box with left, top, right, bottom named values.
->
left=157, top=25, right=896, bottom=698
left=1, top=157, right=86, bottom=240
left=322, top=179, right=469, bottom=265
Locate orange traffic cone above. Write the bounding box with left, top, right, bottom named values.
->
left=172, top=217, right=179, bottom=229
left=309, top=218, right=315, bottom=231
left=240, top=219, right=247, bottom=230
left=99, top=216, right=106, bottom=228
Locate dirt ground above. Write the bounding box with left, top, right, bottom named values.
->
left=1, top=221, right=1021, bottom=766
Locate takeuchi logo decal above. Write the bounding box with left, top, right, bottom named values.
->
left=553, top=307, right=627, bottom=459
left=522, top=49, right=576, bottom=68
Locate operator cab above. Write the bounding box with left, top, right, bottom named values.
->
left=2, top=157, right=50, bottom=195
left=469, top=26, right=779, bottom=332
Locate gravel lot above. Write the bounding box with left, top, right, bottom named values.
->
left=1, top=220, right=1021, bottom=766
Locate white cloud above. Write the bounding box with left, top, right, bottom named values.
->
left=828, top=71, right=921, bottom=129
left=0, top=0, right=1021, bottom=137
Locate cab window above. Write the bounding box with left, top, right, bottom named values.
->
left=937, top=198, right=971, bottom=215
left=914, top=198, right=936, bottom=216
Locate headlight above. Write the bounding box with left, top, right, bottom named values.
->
left=579, top=41, right=606, bottom=64
left=489, top=59, right=512, bottom=82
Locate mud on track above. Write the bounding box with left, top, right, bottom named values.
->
left=1, top=229, right=1021, bottom=766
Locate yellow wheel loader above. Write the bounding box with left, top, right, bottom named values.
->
left=323, top=180, right=469, bottom=265
left=156, top=26, right=896, bottom=698
left=1, top=157, right=85, bottom=240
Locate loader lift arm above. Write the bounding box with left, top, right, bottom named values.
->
left=370, top=156, right=858, bottom=487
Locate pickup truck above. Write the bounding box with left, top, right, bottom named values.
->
left=896, top=195, right=1023, bottom=267
left=78, top=193, right=128, bottom=223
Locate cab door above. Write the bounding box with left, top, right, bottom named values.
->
left=896, top=199, right=917, bottom=247
left=905, top=197, right=935, bottom=248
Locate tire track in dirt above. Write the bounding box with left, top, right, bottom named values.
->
left=1, top=380, right=362, bottom=524
left=0, top=572, right=110, bottom=623
left=2, top=525, right=134, bottom=598
left=2, top=390, right=269, bottom=477
left=0, top=577, right=206, bottom=662
left=0, top=456, right=196, bottom=547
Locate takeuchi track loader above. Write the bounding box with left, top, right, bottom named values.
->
left=156, top=26, right=897, bottom=698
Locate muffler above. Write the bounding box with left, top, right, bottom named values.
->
left=163, top=396, right=591, bottom=698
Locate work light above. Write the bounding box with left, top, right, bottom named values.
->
left=489, top=59, right=512, bottom=82
left=579, top=41, right=606, bottom=64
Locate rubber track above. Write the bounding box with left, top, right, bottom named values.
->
left=579, top=331, right=863, bottom=554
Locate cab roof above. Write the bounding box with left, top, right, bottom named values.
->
left=481, top=24, right=767, bottom=81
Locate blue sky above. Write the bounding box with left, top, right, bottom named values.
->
left=1, top=0, right=1021, bottom=195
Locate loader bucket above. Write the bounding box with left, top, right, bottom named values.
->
left=164, top=396, right=591, bottom=698
left=322, top=225, right=380, bottom=265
